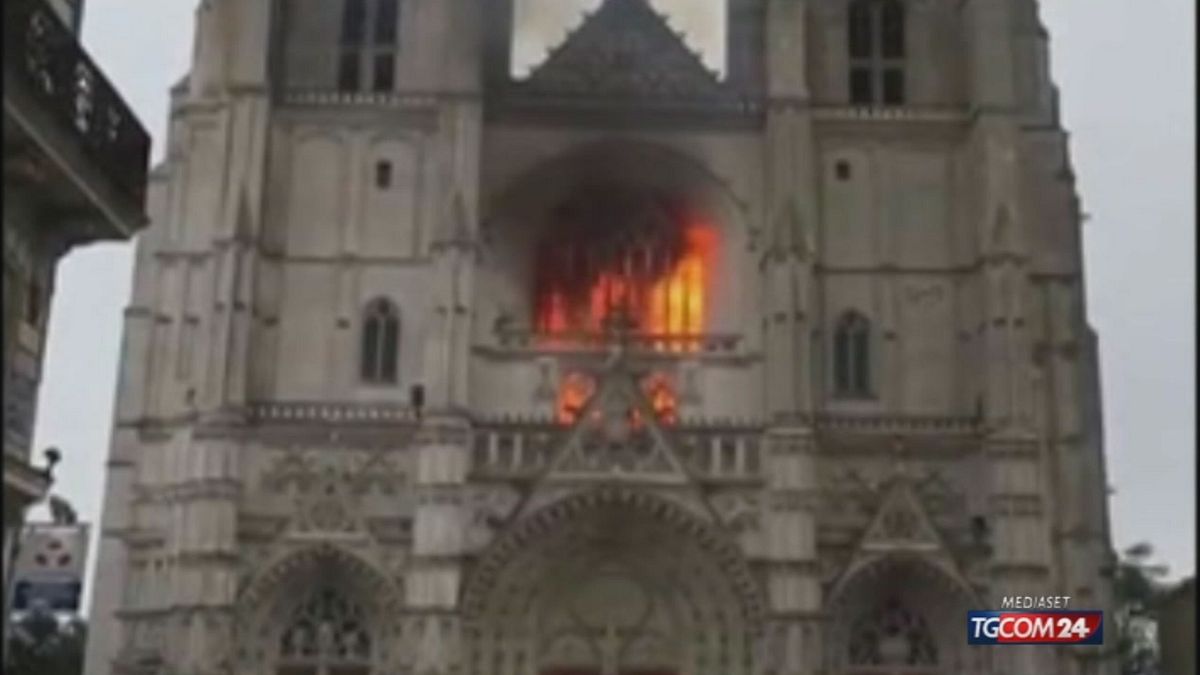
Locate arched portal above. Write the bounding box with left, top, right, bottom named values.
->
left=238, top=545, right=406, bottom=675
left=826, top=555, right=983, bottom=675
left=463, top=488, right=764, bottom=675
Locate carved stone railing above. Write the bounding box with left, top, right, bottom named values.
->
left=812, top=105, right=969, bottom=124
left=247, top=401, right=417, bottom=425
left=281, top=89, right=442, bottom=108
left=5, top=0, right=150, bottom=206
left=492, top=327, right=743, bottom=356
left=672, top=430, right=764, bottom=480
left=814, top=413, right=981, bottom=435
left=468, top=423, right=764, bottom=481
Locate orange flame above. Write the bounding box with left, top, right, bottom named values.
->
left=535, top=220, right=717, bottom=351
left=555, top=372, right=678, bottom=427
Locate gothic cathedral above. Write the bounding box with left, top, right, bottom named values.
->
left=85, top=1, right=1118, bottom=675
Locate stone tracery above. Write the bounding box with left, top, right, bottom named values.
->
left=463, top=489, right=763, bottom=675
left=238, top=545, right=405, bottom=675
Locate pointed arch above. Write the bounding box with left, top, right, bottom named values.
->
left=360, top=297, right=400, bottom=384
left=833, top=310, right=872, bottom=398
left=238, top=544, right=405, bottom=675
left=461, top=487, right=765, bottom=675
left=826, top=555, right=980, bottom=674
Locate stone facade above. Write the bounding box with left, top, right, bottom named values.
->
left=84, top=1, right=1117, bottom=675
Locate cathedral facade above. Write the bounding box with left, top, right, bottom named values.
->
left=85, top=1, right=1118, bottom=674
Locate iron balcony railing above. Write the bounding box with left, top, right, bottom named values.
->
left=4, top=0, right=151, bottom=208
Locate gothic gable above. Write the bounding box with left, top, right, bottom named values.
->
left=545, top=356, right=689, bottom=482
left=519, top=0, right=724, bottom=100
left=830, top=473, right=976, bottom=604
left=858, top=477, right=944, bottom=553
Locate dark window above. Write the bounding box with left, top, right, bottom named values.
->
left=372, top=54, right=395, bottom=92
left=882, top=68, right=905, bottom=105
left=847, top=0, right=906, bottom=106
left=375, top=0, right=399, bottom=45
left=881, top=0, right=906, bottom=58
left=340, top=0, right=400, bottom=93
left=835, top=160, right=852, bottom=181
left=375, top=160, right=393, bottom=188
left=361, top=298, right=400, bottom=384
left=341, top=0, right=367, bottom=46
left=848, top=2, right=874, bottom=59
left=834, top=311, right=872, bottom=398
left=850, top=68, right=873, bottom=105
left=338, top=51, right=361, bottom=92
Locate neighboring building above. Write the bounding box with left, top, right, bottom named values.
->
left=85, top=1, right=1118, bottom=674
left=45, top=0, right=84, bottom=34
left=3, top=0, right=149, bottom=616
left=1157, top=578, right=1196, bottom=675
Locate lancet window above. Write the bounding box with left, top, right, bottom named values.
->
left=834, top=311, right=872, bottom=398
left=848, top=0, right=906, bottom=105
left=360, top=298, right=400, bottom=384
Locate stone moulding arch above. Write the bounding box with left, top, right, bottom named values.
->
left=825, top=554, right=986, bottom=673
left=460, top=485, right=766, bottom=634
left=483, top=138, right=748, bottom=229
left=235, top=542, right=408, bottom=672
left=239, top=541, right=405, bottom=617
left=826, top=552, right=979, bottom=612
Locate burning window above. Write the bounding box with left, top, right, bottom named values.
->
left=556, top=371, right=678, bottom=426
left=533, top=186, right=718, bottom=350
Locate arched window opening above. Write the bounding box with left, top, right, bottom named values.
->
left=834, top=311, right=872, bottom=398
left=277, top=587, right=373, bottom=675
left=533, top=186, right=718, bottom=353
left=339, top=0, right=400, bottom=93
left=847, top=597, right=938, bottom=669
left=360, top=299, right=399, bottom=384
left=847, top=0, right=906, bottom=106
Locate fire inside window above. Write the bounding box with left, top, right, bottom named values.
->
left=533, top=188, right=718, bottom=351
left=556, top=371, right=678, bottom=427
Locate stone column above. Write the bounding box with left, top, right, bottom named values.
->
left=156, top=434, right=241, bottom=675
left=408, top=417, right=471, bottom=675
left=760, top=5, right=823, bottom=673
left=762, top=429, right=822, bottom=675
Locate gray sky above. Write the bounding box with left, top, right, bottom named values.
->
left=31, top=1, right=1195, bottom=615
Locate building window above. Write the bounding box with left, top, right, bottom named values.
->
left=375, top=160, right=393, bottom=189
left=835, top=160, right=853, bottom=181
left=360, top=298, right=399, bottom=384
left=847, top=0, right=906, bottom=106
left=834, top=311, right=872, bottom=398
left=339, top=0, right=401, bottom=93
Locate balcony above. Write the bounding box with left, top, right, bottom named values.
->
left=3, top=0, right=150, bottom=244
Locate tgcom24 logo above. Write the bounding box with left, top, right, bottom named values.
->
left=966, top=611, right=1105, bottom=646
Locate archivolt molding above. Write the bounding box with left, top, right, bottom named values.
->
left=238, top=542, right=405, bottom=617
left=827, top=553, right=978, bottom=613
left=462, top=486, right=765, bottom=633
left=235, top=542, right=409, bottom=672
left=485, top=139, right=748, bottom=233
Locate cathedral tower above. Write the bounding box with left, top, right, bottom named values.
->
left=86, top=1, right=1117, bottom=674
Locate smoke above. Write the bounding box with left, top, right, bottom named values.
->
left=511, top=0, right=726, bottom=77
